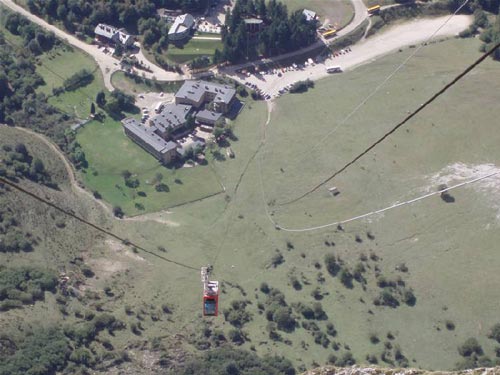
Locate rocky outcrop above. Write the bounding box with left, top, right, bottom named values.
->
left=303, top=366, right=500, bottom=375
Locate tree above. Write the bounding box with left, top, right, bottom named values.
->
left=458, top=338, right=483, bottom=357
left=96, top=91, right=106, bottom=107
left=488, top=323, right=500, bottom=343
left=90, top=102, right=96, bottom=115
left=273, top=307, right=295, bottom=332
left=113, top=206, right=124, bottom=218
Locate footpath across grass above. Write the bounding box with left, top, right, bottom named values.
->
left=76, top=117, right=223, bottom=215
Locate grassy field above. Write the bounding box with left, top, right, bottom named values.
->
left=36, top=45, right=106, bottom=117
left=4, top=18, right=500, bottom=373
left=109, top=37, right=500, bottom=371
left=76, top=116, right=223, bottom=215
left=110, top=71, right=184, bottom=95
left=166, top=37, right=223, bottom=64
left=283, top=0, right=355, bottom=29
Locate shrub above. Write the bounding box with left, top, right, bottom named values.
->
left=336, top=352, right=355, bottom=366
left=369, top=333, right=380, bottom=344
left=270, top=251, right=284, bottom=268
left=488, top=323, right=500, bottom=343
left=458, top=338, right=483, bottom=357
left=112, top=206, right=124, bottom=218
left=273, top=307, right=296, bottom=332
left=324, top=254, right=340, bottom=276
left=289, top=79, right=314, bottom=94
left=260, top=282, right=270, bottom=294
left=339, top=268, right=353, bottom=288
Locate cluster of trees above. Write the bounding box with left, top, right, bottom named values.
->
left=223, top=300, right=252, bottom=328
left=100, top=89, right=137, bottom=118
left=454, top=323, right=500, bottom=369
left=24, top=0, right=206, bottom=48
left=2, top=12, right=57, bottom=55
left=217, top=0, right=317, bottom=63
left=0, top=312, right=129, bottom=375
left=0, top=202, right=34, bottom=253
left=480, top=14, right=500, bottom=60
left=0, top=266, right=57, bottom=310
left=179, top=347, right=295, bottom=375
left=62, top=69, right=94, bottom=91
left=1, top=14, right=86, bottom=171
left=0, top=143, right=54, bottom=186
left=289, top=79, right=314, bottom=93
left=0, top=327, right=69, bottom=375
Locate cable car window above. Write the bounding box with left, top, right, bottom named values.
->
left=204, top=298, right=217, bottom=316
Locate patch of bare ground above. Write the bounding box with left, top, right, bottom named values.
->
left=105, top=239, right=147, bottom=262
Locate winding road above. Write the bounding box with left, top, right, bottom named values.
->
left=0, top=0, right=185, bottom=91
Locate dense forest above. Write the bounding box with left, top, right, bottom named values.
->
left=216, top=0, right=317, bottom=63
left=25, top=0, right=206, bottom=38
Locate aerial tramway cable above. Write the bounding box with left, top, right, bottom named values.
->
left=0, top=176, right=200, bottom=272
left=277, top=39, right=500, bottom=206
left=271, top=0, right=471, bottom=183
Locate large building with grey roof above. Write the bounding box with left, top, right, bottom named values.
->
left=168, top=14, right=195, bottom=41
left=149, top=103, right=193, bottom=138
left=175, top=80, right=236, bottom=114
left=122, top=118, right=178, bottom=164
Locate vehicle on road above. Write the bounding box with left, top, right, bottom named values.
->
left=326, top=66, right=342, bottom=74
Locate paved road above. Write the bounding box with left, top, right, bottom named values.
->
left=219, top=0, right=368, bottom=76
left=227, top=15, right=472, bottom=98
left=0, top=0, right=185, bottom=91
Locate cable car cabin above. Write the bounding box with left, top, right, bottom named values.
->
left=203, top=280, right=219, bottom=316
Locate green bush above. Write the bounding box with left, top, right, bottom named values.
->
left=489, top=323, right=500, bottom=343
left=458, top=338, right=483, bottom=357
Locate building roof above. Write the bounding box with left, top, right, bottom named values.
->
left=94, top=23, right=132, bottom=45
left=244, top=18, right=264, bottom=24
left=196, top=109, right=222, bottom=123
left=122, top=118, right=177, bottom=154
left=168, top=14, right=195, bottom=37
left=150, top=103, right=192, bottom=132
left=175, top=80, right=236, bottom=106
left=302, top=9, right=317, bottom=22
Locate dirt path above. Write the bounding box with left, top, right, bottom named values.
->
left=11, top=126, right=179, bottom=226
left=234, top=15, right=472, bottom=97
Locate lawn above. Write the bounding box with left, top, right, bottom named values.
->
left=110, top=71, right=184, bottom=96
left=76, top=116, right=223, bottom=215
left=165, top=37, right=223, bottom=64
left=283, top=0, right=355, bottom=29
left=36, top=45, right=107, bottom=117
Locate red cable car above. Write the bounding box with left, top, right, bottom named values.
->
left=201, top=266, right=219, bottom=317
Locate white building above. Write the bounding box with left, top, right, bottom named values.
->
left=302, top=9, right=317, bottom=22
left=168, top=14, right=195, bottom=42
left=94, top=24, right=134, bottom=47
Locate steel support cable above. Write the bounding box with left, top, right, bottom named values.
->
left=0, top=177, right=199, bottom=271
left=265, top=170, right=500, bottom=232
left=278, top=40, right=500, bottom=206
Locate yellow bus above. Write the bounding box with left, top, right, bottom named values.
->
left=367, top=4, right=381, bottom=15
left=322, top=29, right=337, bottom=38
